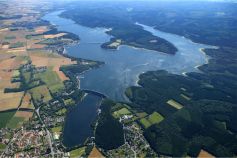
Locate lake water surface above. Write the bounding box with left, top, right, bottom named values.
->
left=42, top=10, right=215, bottom=147
left=43, top=11, right=214, bottom=101
left=62, top=94, right=102, bottom=148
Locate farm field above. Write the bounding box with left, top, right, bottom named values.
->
left=166, top=99, right=184, bottom=110
left=69, top=146, right=86, bottom=158
left=0, top=111, right=16, bottom=128
left=30, top=85, right=52, bottom=103
left=88, top=146, right=104, bottom=158
left=139, top=112, right=164, bottom=129
left=112, top=108, right=131, bottom=119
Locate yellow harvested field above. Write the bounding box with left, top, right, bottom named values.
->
left=44, top=33, right=66, bottom=39
left=88, top=147, right=104, bottom=158
left=0, top=90, right=24, bottom=111
left=1, top=44, right=9, bottom=49
left=15, top=111, right=33, bottom=121
left=167, top=99, right=184, bottom=110
left=108, top=39, right=122, bottom=47
left=198, top=150, right=215, bottom=158
left=0, top=28, right=9, bottom=32
left=35, top=26, right=48, bottom=33
left=7, top=48, right=26, bottom=53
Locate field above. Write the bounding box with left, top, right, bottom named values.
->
left=15, top=111, right=33, bottom=121
left=88, top=146, right=104, bottom=158
left=6, top=111, right=33, bottom=129
left=20, top=93, right=34, bottom=109
left=0, top=111, right=16, bottom=128
left=30, top=85, right=52, bottom=103
left=35, top=68, right=65, bottom=93
left=0, top=91, right=24, bottom=111
left=136, top=112, right=148, bottom=118
left=147, top=112, right=164, bottom=124
left=0, top=143, right=6, bottom=151
left=44, top=33, right=66, bottom=39
left=139, top=112, right=164, bottom=129
left=30, top=51, right=76, bottom=81
left=166, top=99, right=184, bottom=110
left=198, top=150, right=215, bottom=158
left=34, top=26, right=48, bottom=33
left=6, top=116, right=24, bottom=129
left=51, top=126, right=62, bottom=133
left=69, top=146, right=86, bottom=158
left=139, top=118, right=151, bottom=129
left=112, top=108, right=131, bottom=119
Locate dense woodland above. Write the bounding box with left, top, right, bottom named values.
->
left=95, top=99, right=124, bottom=150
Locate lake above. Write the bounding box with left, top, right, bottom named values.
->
left=43, top=11, right=214, bottom=101
left=42, top=11, right=214, bottom=147
left=62, top=94, right=102, bottom=148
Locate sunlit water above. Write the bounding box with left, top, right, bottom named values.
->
left=43, top=11, right=214, bottom=101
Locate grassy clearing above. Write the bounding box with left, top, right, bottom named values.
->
left=30, top=85, right=52, bottom=103
left=0, top=143, right=6, bottom=151
left=0, top=111, right=16, bottom=128
left=112, top=108, right=131, bottom=119
left=166, top=99, right=184, bottom=110
left=51, top=126, right=62, bottom=133
left=70, top=146, right=86, bottom=158
left=147, top=112, right=164, bottom=124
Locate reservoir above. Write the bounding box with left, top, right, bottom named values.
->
left=43, top=11, right=215, bottom=147
left=62, top=94, right=102, bottom=148
left=43, top=11, right=214, bottom=101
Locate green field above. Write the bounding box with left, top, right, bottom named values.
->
left=9, top=42, right=24, bottom=48
left=51, top=126, right=62, bottom=133
left=147, top=112, right=164, bottom=124
left=139, top=112, right=164, bottom=129
left=0, top=111, right=16, bottom=128
left=166, top=99, right=184, bottom=110
left=5, top=36, right=16, bottom=40
left=139, top=118, right=152, bottom=129
left=69, top=146, right=86, bottom=158
left=6, top=116, right=24, bottom=129
left=35, top=69, right=64, bottom=93
left=112, top=108, right=131, bottom=119
left=30, top=85, right=52, bottom=103
left=0, top=143, right=6, bottom=151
